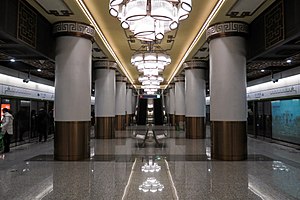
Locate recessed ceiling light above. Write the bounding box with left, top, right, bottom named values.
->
left=37, top=69, right=42, bottom=72
left=10, top=58, right=15, bottom=62
left=286, top=59, right=292, bottom=63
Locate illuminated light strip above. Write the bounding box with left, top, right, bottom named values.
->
left=121, top=158, right=137, bottom=200
left=166, top=0, right=226, bottom=87
left=76, top=0, right=136, bottom=88
left=164, top=159, right=179, bottom=200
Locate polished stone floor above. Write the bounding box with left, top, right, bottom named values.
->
left=0, top=126, right=300, bottom=200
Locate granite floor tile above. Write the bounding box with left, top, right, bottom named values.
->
left=0, top=126, right=300, bottom=199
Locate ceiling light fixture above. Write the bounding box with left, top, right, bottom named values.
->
left=109, top=0, right=192, bottom=41
left=10, top=58, right=16, bottom=62
left=139, top=75, right=164, bottom=84
left=132, top=52, right=171, bottom=75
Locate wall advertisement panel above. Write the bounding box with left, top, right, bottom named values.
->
left=271, top=99, right=300, bottom=144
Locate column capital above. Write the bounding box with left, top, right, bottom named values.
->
left=94, top=60, right=117, bottom=70
left=184, top=60, right=208, bottom=70
left=206, top=21, right=248, bottom=42
left=116, top=75, right=127, bottom=82
left=174, top=75, right=185, bottom=82
left=168, top=82, right=175, bottom=89
left=126, top=83, right=134, bottom=89
left=53, top=21, right=95, bottom=41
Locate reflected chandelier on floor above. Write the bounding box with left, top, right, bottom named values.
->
left=109, top=0, right=192, bottom=41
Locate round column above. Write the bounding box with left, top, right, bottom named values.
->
left=169, top=84, right=175, bottom=126
left=94, top=61, right=116, bottom=139
left=184, top=61, right=207, bottom=139
left=126, top=84, right=133, bottom=126
left=132, top=90, right=137, bottom=122
left=115, top=75, right=127, bottom=131
left=175, top=75, right=185, bottom=130
left=206, top=21, right=248, bottom=161
left=53, top=21, right=95, bottom=161
left=164, top=90, right=170, bottom=124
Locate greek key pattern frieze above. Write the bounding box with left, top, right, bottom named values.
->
left=264, top=0, right=284, bottom=49
left=184, top=60, right=207, bottom=69
left=18, top=1, right=37, bottom=48
left=116, top=76, right=127, bottom=82
left=206, top=22, right=248, bottom=41
left=94, top=61, right=117, bottom=69
left=174, top=76, right=185, bottom=82
left=53, top=22, right=95, bottom=40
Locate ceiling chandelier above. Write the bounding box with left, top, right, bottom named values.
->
left=139, top=75, right=164, bottom=85
left=131, top=52, right=171, bottom=73
left=109, top=0, right=192, bottom=41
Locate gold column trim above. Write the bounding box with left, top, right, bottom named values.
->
left=53, top=21, right=95, bottom=41
left=206, top=21, right=248, bottom=42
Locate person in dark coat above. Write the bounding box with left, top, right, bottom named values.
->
left=36, top=108, right=50, bottom=142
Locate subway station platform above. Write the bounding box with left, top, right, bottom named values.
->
left=1, top=126, right=300, bottom=200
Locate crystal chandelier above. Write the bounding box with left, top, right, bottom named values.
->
left=139, top=75, right=163, bottom=94
left=139, top=75, right=164, bottom=85
left=109, top=0, right=192, bottom=41
left=131, top=52, right=171, bottom=73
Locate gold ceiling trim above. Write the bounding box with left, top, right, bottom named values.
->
left=75, top=0, right=136, bottom=88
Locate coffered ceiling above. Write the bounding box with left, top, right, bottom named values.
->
left=3, top=0, right=300, bottom=89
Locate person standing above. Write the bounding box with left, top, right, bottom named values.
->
left=1, top=108, right=14, bottom=153
left=36, top=108, right=50, bottom=142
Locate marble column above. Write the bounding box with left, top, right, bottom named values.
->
left=53, top=21, right=95, bottom=161
left=184, top=61, right=207, bottom=139
left=132, top=90, right=137, bottom=122
left=207, top=21, right=248, bottom=160
left=175, top=75, right=185, bottom=130
left=164, top=90, right=170, bottom=125
left=115, top=75, right=127, bottom=131
left=126, top=84, right=133, bottom=126
left=169, top=84, right=175, bottom=126
left=94, top=61, right=116, bottom=139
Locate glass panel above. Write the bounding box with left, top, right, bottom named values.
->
left=271, top=99, right=300, bottom=144
left=15, top=100, right=30, bottom=141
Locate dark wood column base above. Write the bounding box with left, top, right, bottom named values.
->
left=95, top=117, right=115, bottom=139
left=54, top=121, right=90, bottom=161
left=186, top=117, right=206, bottom=139
left=115, top=115, right=125, bottom=130
left=211, top=121, right=247, bottom=161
